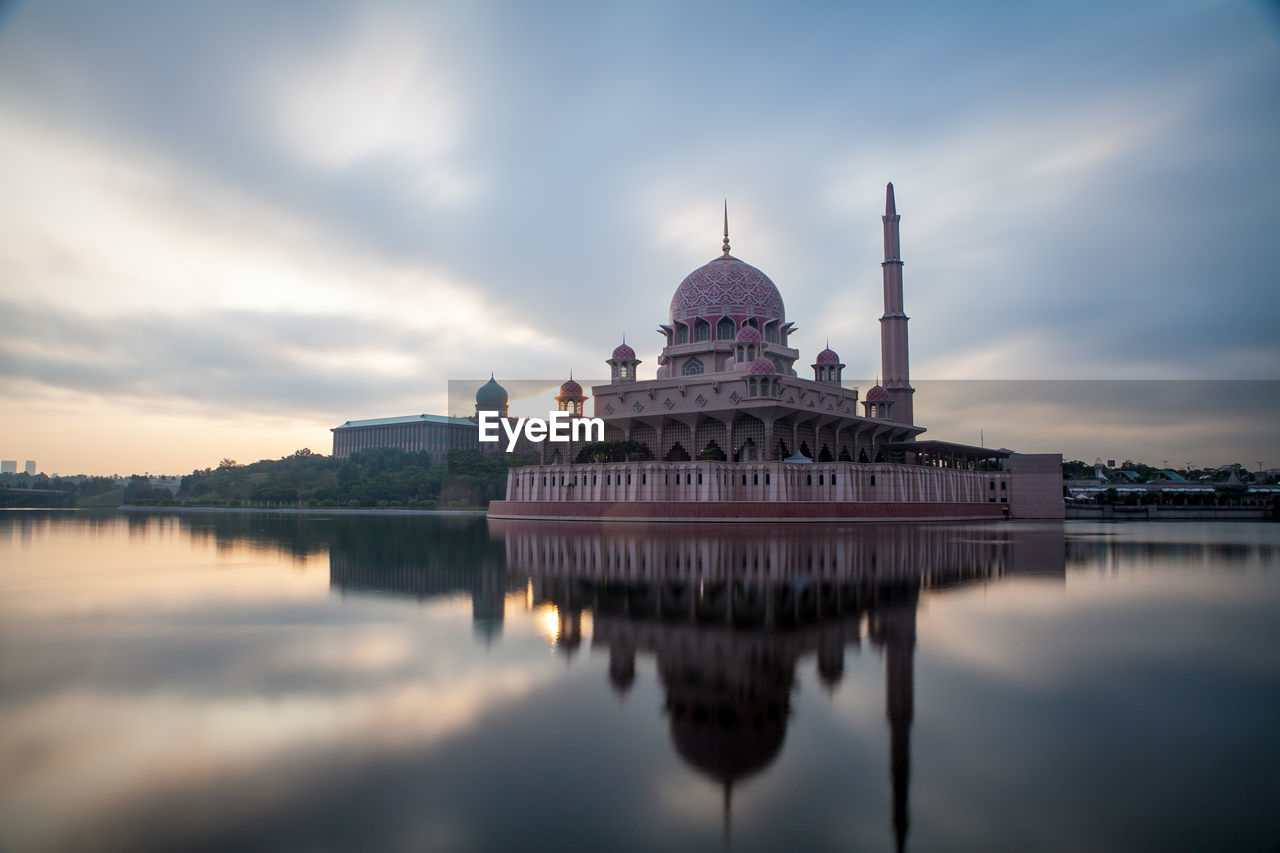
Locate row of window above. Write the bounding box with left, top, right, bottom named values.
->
left=673, top=319, right=785, bottom=345
left=515, top=470, right=882, bottom=489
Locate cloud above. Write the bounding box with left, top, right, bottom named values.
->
left=0, top=0, right=1277, bottom=473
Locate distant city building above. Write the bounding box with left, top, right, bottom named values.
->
left=23, top=461, right=36, bottom=475
left=331, top=373, right=541, bottom=459
left=0, top=461, right=15, bottom=474
left=331, top=413, right=479, bottom=460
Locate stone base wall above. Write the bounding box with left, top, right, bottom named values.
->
left=487, top=499, right=1006, bottom=523
left=506, top=461, right=1007, bottom=506
left=1006, top=453, right=1066, bottom=519
left=1066, top=505, right=1272, bottom=521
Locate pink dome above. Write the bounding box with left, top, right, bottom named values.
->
left=865, top=384, right=889, bottom=402
left=559, top=378, right=582, bottom=397
left=670, top=257, right=785, bottom=325
left=747, top=357, right=778, bottom=375
left=734, top=325, right=762, bottom=343
left=611, top=342, right=635, bottom=360
left=815, top=347, right=840, bottom=364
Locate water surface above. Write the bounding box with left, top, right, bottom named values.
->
left=1, top=512, right=1277, bottom=852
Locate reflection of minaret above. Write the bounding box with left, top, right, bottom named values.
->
left=608, top=640, right=636, bottom=695
left=871, top=587, right=917, bottom=853
left=472, top=560, right=507, bottom=644
left=557, top=607, right=583, bottom=658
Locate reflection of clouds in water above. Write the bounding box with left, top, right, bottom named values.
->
left=0, top=623, right=547, bottom=852
left=4, top=513, right=1279, bottom=852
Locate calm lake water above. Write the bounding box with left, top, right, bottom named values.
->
left=1, top=511, right=1277, bottom=852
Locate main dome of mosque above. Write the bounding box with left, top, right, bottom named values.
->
left=669, top=256, right=786, bottom=326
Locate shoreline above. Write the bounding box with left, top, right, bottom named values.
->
left=116, top=506, right=488, bottom=517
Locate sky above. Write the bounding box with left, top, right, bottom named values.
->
left=0, top=0, right=1277, bottom=475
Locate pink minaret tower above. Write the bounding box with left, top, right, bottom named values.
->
left=880, top=182, right=914, bottom=425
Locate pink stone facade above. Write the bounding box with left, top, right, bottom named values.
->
left=492, top=186, right=1063, bottom=521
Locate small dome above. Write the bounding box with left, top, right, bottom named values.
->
left=815, top=347, right=840, bottom=365
left=559, top=377, right=582, bottom=397
left=865, top=384, right=889, bottom=402
left=747, top=357, right=778, bottom=375
left=734, top=325, right=762, bottom=343
left=611, top=342, right=636, bottom=360
left=476, top=375, right=508, bottom=406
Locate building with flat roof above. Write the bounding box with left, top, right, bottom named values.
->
left=331, top=413, right=479, bottom=460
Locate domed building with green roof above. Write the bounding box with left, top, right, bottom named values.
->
left=474, top=374, right=509, bottom=418
left=331, top=373, right=512, bottom=461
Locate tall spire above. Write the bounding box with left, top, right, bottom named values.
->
left=880, top=180, right=913, bottom=424
left=722, top=199, right=731, bottom=257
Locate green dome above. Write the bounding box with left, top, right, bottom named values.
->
left=476, top=375, right=508, bottom=406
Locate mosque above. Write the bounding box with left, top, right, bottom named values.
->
left=488, top=185, right=1064, bottom=521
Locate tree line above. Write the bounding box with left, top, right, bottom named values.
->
left=0, top=448, right=533, bottom=509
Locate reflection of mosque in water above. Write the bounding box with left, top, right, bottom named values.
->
left=493, top=521, right=1066, bottom=852
left=326, top=518, right=1065, bottom=851
left=327, top=517, right=517, bottom=642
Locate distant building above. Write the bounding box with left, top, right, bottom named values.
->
left=23, top=461, right=36, bottom=475
left=331, top=374, right=540, bottom=459
left=0, top=461, right=15, bottom=474
left=331, top=413, right=479, bottom=460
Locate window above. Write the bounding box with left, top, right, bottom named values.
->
left=677, top=324, right=689, bottom=344
left=682, top=357, right=704, bottom=376
left=765, top=473, right=770, bottom=485
left=748, top=379, right=757, bottom=396
left=642, top=474, right=647, bottom=485
left=697, top=472, right=702, bottom=485
left=753, top=473, right=759, bottom=485
left=832, top=474, right=837, bottom=485
left=695, top=320, right=710, bottom=341
left=717, top=317, right=735, bottom=340
left=870, top=474, right=876, bottom=486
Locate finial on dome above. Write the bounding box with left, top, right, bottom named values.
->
left=885, top=182, right=896, bottom=216
left=722, top=199, right=731, bottom=257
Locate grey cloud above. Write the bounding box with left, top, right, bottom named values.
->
left=0, top=298, right=455, bottom=418
left=0, top=0, right=1276, bottom=430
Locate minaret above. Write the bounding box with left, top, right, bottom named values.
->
left=880, top=183, right=914, bottom=425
